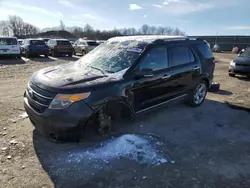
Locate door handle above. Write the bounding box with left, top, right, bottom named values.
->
left=193, top=66, right=200, bottom=70
left=162, top=75, right=171, bottom=79
left=144, top=74, right=154, bottom=78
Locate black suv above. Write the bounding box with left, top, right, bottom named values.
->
left=47, top=39, right=73, bottom=57
left=24, top=36, right=215, bottom=141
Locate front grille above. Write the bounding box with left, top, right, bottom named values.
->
left=26, top=83, right=56, bottom=113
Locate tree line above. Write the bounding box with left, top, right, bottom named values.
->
left=0, top=15, right=186, bottom=40
left=0, top=15, right=39, bottom=37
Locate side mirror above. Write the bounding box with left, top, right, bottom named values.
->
left=134, top=68, right=154, bottom=79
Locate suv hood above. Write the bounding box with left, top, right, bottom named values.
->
left=31, top=62, right=126, bottom=92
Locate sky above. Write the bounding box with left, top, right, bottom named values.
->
left=0, top=0, right=250, bottom=35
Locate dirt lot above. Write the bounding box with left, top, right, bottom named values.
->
left=0, top=53, right=250, bottom=188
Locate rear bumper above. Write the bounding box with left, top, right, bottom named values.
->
left=229, top=65, right=250, bottom=75
left=24, top=95, right=94, bottom=141
left=26, top=50, right=49, bottom=55
left=56, top=49, right=73, bottom=54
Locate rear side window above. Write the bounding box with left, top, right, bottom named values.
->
left=168, top=46, right=195, bottom=67
left=87, top=41, right=99, bottom=46
left=57, top=40, right=70, bottom=45
left=196, top=44, right=213, bottom=58
left=0, top=38, right=17, bottom=45
left=30, top=40, right=45, bottom=45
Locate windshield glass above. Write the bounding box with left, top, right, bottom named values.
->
left=76, top=42, right=143, bottom=73
left=239, top=48, right=250, bottom=58
left=0, top=38, right=17, bottom=45
left=30, top=40, right=45, bottom=45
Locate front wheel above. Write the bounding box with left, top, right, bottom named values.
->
left=186, top=81, right=207, bottom=107
left=229, top=73, right=235, bottom=77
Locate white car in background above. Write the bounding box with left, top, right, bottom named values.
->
left=0, top=37, right=21, bottom=59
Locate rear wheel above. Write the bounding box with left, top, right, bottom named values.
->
left=68, top=53, right=73, bottom=57
left=82, top=50, right=86, bottom=56
left=44, top=54, right=48, bottom=58
left=52, top=50, right=57, bottom=57
left=229, top=73, right=235, bottom=77
left=16, top=55, right=21, bottom=59
left=73, top=49, right=76, bottom=55
left=25, top=52, right=29, bottom=58
left=186, top=80, right=207, bottom=107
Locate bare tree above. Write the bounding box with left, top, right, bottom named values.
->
left=141, top=24, right=149, bottom=35
left=0, top=20, right=10, bottom=36
left=156, top=26, right=165, bottom=35
left=8, top=15, right=24, bottom=36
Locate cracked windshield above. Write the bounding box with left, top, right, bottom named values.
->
left=0, top=0, right=250, bottom=188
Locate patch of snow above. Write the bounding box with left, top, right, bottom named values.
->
left=67, top=134, right=168, bottom=166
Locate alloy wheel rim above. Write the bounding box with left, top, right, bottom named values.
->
left=194, top=83, right=206, bottom=104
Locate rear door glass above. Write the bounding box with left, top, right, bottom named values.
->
left=196, top=44, right=213, bottom=58
left=168, top=46, right=195, bottom=67
left=0, top=38, right=17, bottom=45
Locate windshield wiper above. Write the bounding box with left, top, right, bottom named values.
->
left=89, top=66, right=106, bottom=75
left=89, top=66, right=114, bottom=74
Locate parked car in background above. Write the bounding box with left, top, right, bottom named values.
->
left=70, top=41, right=75, bottom=45
left=47, top=39, right=73, bottom=57
left=24, top=35, right=215, bottom=141
left=97, top=40, right=106, bottom=45
left=229, top=48, right=250, bottom=78
left=0, top=37, right=21, bottom=58
left=18, top=39, right=24, bottom=45
left=21, top=39, right=49, bottom=58
left=73, top=39, right=99, bottom=56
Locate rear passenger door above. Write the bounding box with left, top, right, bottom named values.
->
left=166, top=45, right=201, bottom=95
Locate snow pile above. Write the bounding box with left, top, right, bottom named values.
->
left=68, top=134, right=168, bottom=166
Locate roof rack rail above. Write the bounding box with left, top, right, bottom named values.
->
left=153, top=36, right=203, bottom=44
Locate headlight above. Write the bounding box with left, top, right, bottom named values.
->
left=49, top=93, right=90, bottom=109
left=230, top=60, right=235, bottom=66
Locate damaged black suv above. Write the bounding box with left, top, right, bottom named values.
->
left=24, top=35, right=215, bottom=141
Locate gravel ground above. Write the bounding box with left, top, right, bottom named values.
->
left=0, top=53, right=250, bottom=188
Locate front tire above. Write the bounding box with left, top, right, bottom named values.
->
left=229, top=73, right=235, bottom=77
left=186, top=81, right=207, bottom=107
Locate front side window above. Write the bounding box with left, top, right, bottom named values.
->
left=76, top=42, right=143, bottom=73
left=169, top=46, right=195, bottom=67
left=139, top=47, right=168, bottom=70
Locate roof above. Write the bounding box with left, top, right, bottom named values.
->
left=108, top=35, right=187, bottom=43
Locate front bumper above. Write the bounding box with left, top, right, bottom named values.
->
left=229, top=65, right=250, bottom=76
left=24, top=95, right=93, bottom=141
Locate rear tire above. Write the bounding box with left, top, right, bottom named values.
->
left=17, top=55, right=21, bottom=59
left=25, top=52, right=29, bottom=58
left=44, top=54, right=48, bottom=58
left=82, top=50, right=86, bottom=56
left=52, top=50, right=57, bottom=57
left=229, top=73, right=235, bottom=77
left=186, top=80, right=207, bottom=107
left=68, top=53, right=73, bottom=57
